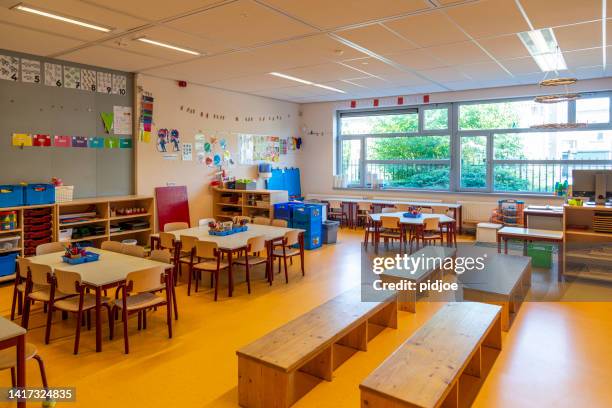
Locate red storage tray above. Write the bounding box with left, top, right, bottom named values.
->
left=24, top=230, right=52, bottom=240
left=25, top=222, right=51, bottom=232
left=24, top=237, right=52, bottom=249
left=24, top=215, right=51, bottom=225
left=24, top=208, right=52, bottom=217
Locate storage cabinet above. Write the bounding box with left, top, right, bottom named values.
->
left=212, top=188, right=288, bottom=221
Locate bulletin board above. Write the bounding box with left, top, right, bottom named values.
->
left=0, top=48, right=134, bottom=198
left=238, top=134, right=281, bottom=164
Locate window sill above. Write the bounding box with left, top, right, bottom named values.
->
left=332, top=187, right=566, bottom=200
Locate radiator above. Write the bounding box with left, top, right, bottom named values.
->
left=458, top=201, right=497, bottom=223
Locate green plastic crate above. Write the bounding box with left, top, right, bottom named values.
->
left=527, top=243, right=553, bottom=268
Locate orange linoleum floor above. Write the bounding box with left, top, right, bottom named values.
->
left=0, top=229, right=611, bottom=407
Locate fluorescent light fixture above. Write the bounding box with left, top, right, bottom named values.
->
left=137, top=38, right=201, bottom=56
left=269, top=72, right=313, bottom=85
left=312, top=83, right=346, bottom=93
left=12, top=4, right=111, bottom=32
left=518, top=28, right=567, bottom=72
left=269, top=72, right=346, bottom=93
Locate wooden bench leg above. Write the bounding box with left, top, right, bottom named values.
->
left=483, top=314, right=502, bottom=350
left=300, top=346, right=333, bottom=382
left=238, top=356, right=293, bottom=408
left=464, top=347, right=482, bottom=378
left=441, top=381, right=459, bottom=408
left=369, top=299, right=398, bottom=329
left=398, top=289, right=417, bottom=313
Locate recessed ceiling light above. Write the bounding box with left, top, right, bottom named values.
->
left=269, top=72, right=346, bottom=94
left=137, top=38, right=201, bottom=56
left=12, top=3, right=112, bottom=32
left=518, top=28, right=567, bottom=72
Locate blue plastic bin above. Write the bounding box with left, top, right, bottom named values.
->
left=0, top=185, right=24, bottom=208
left=24, top=184, right=55, bottom=205
left=0, top=252, right=18, bottom=277
left=273, top=202, right=304, bottom=222
left=293, top=219, right=322, bottom=235
left=293, top=204, right=323, bottom=223
left=303, top=231, right=322, bottom=250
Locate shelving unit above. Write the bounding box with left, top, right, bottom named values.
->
left=55, top=195, right=155, bottom=248
left=212, top=187, right=288, bottom=221
left=563, top=204, right=612, bottom=282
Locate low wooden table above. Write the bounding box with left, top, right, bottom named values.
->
left=360, top=302, right=502, bottom=408
left=381, top=246, right=457, bottom=313
left=236, top=287, right=397, bottom=408
left=459, top=249, right=531, bottom=331
left=497, top=226, right=564, bottom=281
left=0, top=317, right=26, bottom=408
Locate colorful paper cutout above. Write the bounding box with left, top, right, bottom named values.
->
left=88, top=137, right=104, bottom=149
left=54, top=135, right=71, bottom=147
left=71, top=136, right=88, bottom=148
left=105, top=137, right=119, bottom=149
left=33, top=134, right=51, bottom=147
left=101, top=112, right=113, bottom=133
left=12, top=133, right=32, bottom=147
left=119, top=138, right=132, bottom=148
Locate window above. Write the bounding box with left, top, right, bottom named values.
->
left=337, top=92, right=612, bottom=194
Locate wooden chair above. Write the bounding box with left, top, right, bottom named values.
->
left=271, top=219, right=288, bottom=228
left=253, top=216, right=270, bottom=225
left=357, top=202, right=372, bottom=227
left=190, top=241, right=229, bottom=300
left=421, top=207, right=433, bottom=214
left=101, top=240, right=124, bottom=253
left=36, top=241, right=65, bottom=255
left=363, top=215, right=377, bottom=250
left=327, top=200, right=348, bottom=227
left=50, top=269, right=112, bottom=354
left=378, top=216, right=405, bottom=255
left=21, top=263, right=72, bottom=330
left=232, top=216, right=251, bottom=224
left=158, top=232, right=180, bottom=281
left=233, top=236, right=268, bottom=291
left=122, top=244, right=146, bottom=258
left=432, top=206, right=450, bottom=215
left=149, top=249, right=178, bottom=320
left=411, top=217, right=443, bottom=252
left=381, top=207, right=397, bottom=214
left=394, top=203, right=411, bottom=212
left=0, top=343, right=48, bottom=398
left=11, top=258, right=33, bottom=321
left=271, top=230, right=303, bottom=283
left=111, top=266, right=172, bottom=354
left=164, top=222, right=189, bottom=232
left=177, top=235, right=198, bottom=287
left=198, top=218, right=215, bottom=227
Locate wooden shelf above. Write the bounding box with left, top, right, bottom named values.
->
left=110, top=213, right=151, bottom=221
left=110, top=228, right=151, bottom=237
left=216, top=202, right=242, bottom=207
left=564, top=270, right=612, bottom=283
left=243, top=205, right=270, bottom=210
left=68, top=234, right=109, bottom=243
left=565, top=228, right=612, bottom=237
left=0, top=273, right=16, bottom=283
left=59, top=218, right=108, bottom=227
left=0, top=247, right=21, bottom=254
left=0, top=229, right=21, bottom=235
left=213, top=187, right=288, bottom=222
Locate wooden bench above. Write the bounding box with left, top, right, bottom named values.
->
left=459, top=249, right=531, bottom=331
left=237, top=286, right=397, bottom=408
left=360, top=302, right=502, bottom=408
left=381, top=246, right=457, bottom=313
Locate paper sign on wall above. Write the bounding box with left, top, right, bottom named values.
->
left=53, top=135, right=71, bottom=147
left=33, top=134, right=51, bottom=147
left=0, top=55, right=19, bottom=81
left=182, top=143, right=193, bottom=161
left=112, top=74, right=127, bottom=95
left=44, top=63, right=62, bottom=87
left=88, top=137, right=104, bottom=149
left=81, top=69, right=97, bottom=92
left=97, top=72, right=112, bottom=94
left=21, top=59, right=40, bottom=83
left=119, top=138, right=132, bottom=148
left=71, top=136, right=88, bottom=148
left=64, top=66, right=81, bottom=89
left=12, top=133, right=32, bottom=147
left=105, top=137, right=119, bottom=148
left=113, top=106, right=132, bottom=135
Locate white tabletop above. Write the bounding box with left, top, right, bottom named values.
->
left=309, top=195, right=461, bottom=208
left=28, top=248, right=170, bottom=287
left=153, top=224, right=304, bottom=251
left=368, top=211, right=454, bottom=225
left=498, top=227, right=564, bottom=240
left=0, top=316, right=26, bottom=341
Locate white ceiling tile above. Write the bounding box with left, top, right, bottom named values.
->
left=385, top=48, right=448, bottom=70
left=563, top=47, right=603, bottom=69
left=106, top=26, right=230, bottom=61
left=479, top=34, right=531, bottom=60
left=343, top=76, right=392, bottom=89
left=427, top=41, right=493, bottom=65
left=521, top=0, right=602, bottom=29
left=59, top=45, right=170, bottom=71
left=0, top=21, right=85, bottom=56
left=571, top=65, right=604, bottom=80
left=207, top=74, right=304, bottom=92
left=445, top=0, right=529, bottom=38
left=83, top=0, right=219, bottom=22
left=501, top=57, right=542, bottom=75
left=458, top=62, right=511, bottom=80
left=385, top=11, right=469, bottom=47
left=165, top=0, right=316, bottom=48
left=340, top=57, right=406, bottom=78
left=283, top=63, right=369, bottom=82
left=418, top=67, right=470, bottom=82
left=335, top=24, right=416, bottom=54
left=261, top=0, right=430, bottom=29
left=555, top=22, right=602, bottom=52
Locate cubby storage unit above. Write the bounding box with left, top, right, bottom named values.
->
left=212, top=188, right=288, bottom=221
left=55, top=196, right=155, bottom=248
left=563, top=204, right=612, bottom=282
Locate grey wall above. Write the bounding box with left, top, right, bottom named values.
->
left=0, top=49, right=133, bottom=198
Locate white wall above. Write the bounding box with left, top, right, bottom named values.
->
left=298, top=78, right=612, bottom=206
left=135, top=74, right=300, bottom=227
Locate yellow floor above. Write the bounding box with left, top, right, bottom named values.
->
left=1, top=229, right=612, bottom=407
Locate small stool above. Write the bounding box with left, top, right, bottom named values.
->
left=476, top=222, right=502, bottom=243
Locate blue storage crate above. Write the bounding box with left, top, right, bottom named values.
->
left=0, top=252, right=18, bottom=277
left=24, top=184, right=55, bottom=205
left=0, top=185, right=24, bottom=208
left=292, top=204, right=323, bottom=224
left=274, top=202, right=304, bottom=222
left=303, top=231, right=322, bottom=250
left=293, top=220, right=322, bottom=235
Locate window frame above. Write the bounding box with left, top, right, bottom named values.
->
left=336, top=92, right=612, bottom=195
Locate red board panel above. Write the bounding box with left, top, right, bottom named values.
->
left=155, top=186, right=190, bottom=232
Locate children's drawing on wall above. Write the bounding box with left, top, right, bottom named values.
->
left=170, top=129, right=180, bottom=152
left=157, top=128, right=169, bottom=152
